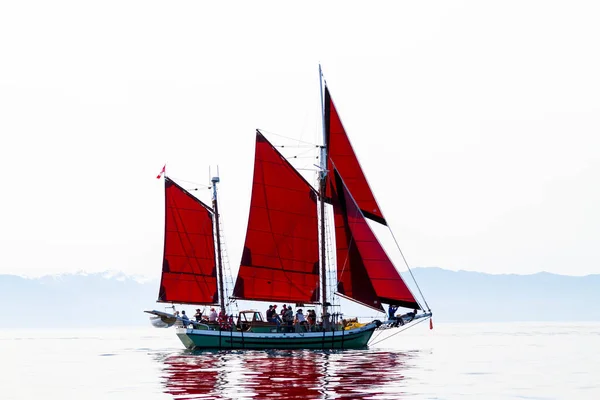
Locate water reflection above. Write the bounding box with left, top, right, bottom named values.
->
left=157, top=349, right=415, bottom=399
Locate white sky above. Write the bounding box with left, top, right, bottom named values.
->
left=1, top=1, right=598, bottom=278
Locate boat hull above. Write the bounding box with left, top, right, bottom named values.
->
left=175, top=322, right=378, bottom=350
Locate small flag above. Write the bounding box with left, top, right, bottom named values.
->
left=156, top=165, right=166, bottom=179
left=429, top=318, right=433, bottom=330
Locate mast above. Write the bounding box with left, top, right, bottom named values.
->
left=211, top=175, right=226, bottom=314
left=318, top=64, right=328, bottom=317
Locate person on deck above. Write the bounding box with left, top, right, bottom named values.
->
left=307, top=310, right=316, bottom=331
left=388, top=304, right=398, bottom=320
left=280, top=305, right=287, bottom=320
left=270, top=305, right=282, bottom=327
left=284, top=306, right=294, bottom=332
left=194, top=309, right=203, bottom=322
left=218, top=309, right=229, bottom=330
left=295, top=309, right=308, bottom=332
left=402, top=309, right=417, bottom=323
left=266, top=305, right=274, bottom=321
left=208, top=307, right=218, bottom=322
left=181, top=310, right=190, bottom=327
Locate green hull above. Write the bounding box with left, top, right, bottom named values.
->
left=175, top=322, right=377, bottom=350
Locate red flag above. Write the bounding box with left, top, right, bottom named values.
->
left=429, top=318, right=433, bottom=330
left=156, top=165, right=166, bottom=179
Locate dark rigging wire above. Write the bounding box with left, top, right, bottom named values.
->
left=368, top=316, right=431, bottom=347
left=387, top=227, right=431, bottom=312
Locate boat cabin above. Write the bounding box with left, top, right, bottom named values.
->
left=236, top=310, right=277, bottom=333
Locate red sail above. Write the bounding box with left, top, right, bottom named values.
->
left=324, top=85, right=387, bottom=225
left=331, top=169, right=419, bottom=310
left=158, top=177, right=218, bottom=305
left=233, top=131, right=320, bottom=304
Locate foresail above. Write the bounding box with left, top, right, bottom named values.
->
left=233, top=131, right=320, bottom=304
left=159, top=177, right=219, bottom=305
left=331, top=169, right=419, bottom=310
left=324, top=85, right=387, bottom=226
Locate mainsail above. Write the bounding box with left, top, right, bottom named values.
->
left=330, top=169, right=420, bottom=311
left=158, top=177, right=219, bottom=305
left=233, top=131, right=320, bottom=304
left=324, top=85, right=387, bottom=226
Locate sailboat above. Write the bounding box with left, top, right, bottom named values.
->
left=146, top=68, right=432, bottom=349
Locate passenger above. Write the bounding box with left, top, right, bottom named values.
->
left=181, top=310, right=190, bottom=327
left=295, top=309, right=308, bottom=332
left=393, top=308, right=418, bottom=327
left=388, top=304, right=398, bottom=320
left=285, top=306, right=294, bottom=332
left=194, top=308, right=203, bottom=322
left=208, top=307, right=218, bottom=322
left=280, top=304, right=287, bottom=320
left=218, top=310, right=229, bottom=330
left=270, top=305, right=282, bottom=327
left=307, top=310, right=316, bottom=331
left=403, top=309, right=417, bottom=323
left=266, top=305, right=274, bottom=321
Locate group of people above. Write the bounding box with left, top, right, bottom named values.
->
left=265, top=304, right=317, bottom=332
left=193, top=307, right=219, bottom=323
left=174, top=307, right=229, bottom=328
left=175, top=304, right=416, bottom=331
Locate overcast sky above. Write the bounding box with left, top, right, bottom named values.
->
left=1, top=1, right=598, bottom=279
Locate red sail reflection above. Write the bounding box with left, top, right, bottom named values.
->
left=161, top=353, right=220, bottom=399
left=159, top=350, right=410, bottom=399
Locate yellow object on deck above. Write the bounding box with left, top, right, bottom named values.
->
left=344, top=322, right=366, bottom=330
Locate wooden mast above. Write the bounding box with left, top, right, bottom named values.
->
left=211, top=175, right=226, bottom=314
left=318, top=64, right=329, bottom=318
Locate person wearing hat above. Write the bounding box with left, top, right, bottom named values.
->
left=194, top=308, right=203, bottom=322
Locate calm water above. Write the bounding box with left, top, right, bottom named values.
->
left=1, top=322, right=598, bottom=399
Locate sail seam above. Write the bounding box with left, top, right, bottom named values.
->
left=247, top=207, right=317, bottom=219
left=238, top=263, right=317, bottom=275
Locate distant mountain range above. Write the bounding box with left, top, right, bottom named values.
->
left=404, top=267, right=600, bottom=322
left=0, top=268, right=598, bottom=328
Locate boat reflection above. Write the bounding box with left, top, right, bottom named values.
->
left=158, top=349, right=413, bottom=399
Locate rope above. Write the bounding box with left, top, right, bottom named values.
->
left=368, top=316, right=431, bottom=347
left=259, top=129, right=319, bottom=147
left=368, top=325, right=386, bottom=344
left=387, top=228, right=431, bottom=312
left=168, top=176, right=211, bottom=189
